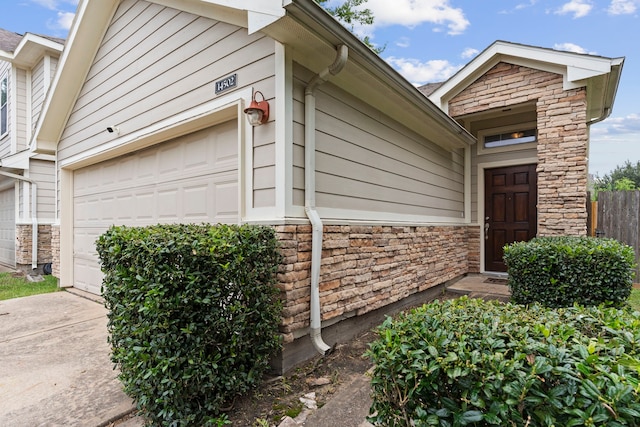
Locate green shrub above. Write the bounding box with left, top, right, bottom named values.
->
left=366, top=297, right=640, bottom=427
left=97, top=223, right=282, bottom=427
left=504, top=236, right=635, bottom=307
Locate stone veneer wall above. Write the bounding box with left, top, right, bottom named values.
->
left=15, top=224, right=53, bottom=268
left=275, top=224, right=473, bottom=344
left=449, top=62, right=589, bottom=236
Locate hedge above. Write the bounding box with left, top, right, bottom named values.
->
left=97, top=223, right=282, bottom=426
left=366, top=297, right=640, bottom=427
left=504, top=236, right=635, bottom=308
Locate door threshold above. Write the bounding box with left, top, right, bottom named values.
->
left=483, top=272, right=508, bottom=279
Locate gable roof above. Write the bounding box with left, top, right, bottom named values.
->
left=0, top=28, right=64, bottom=67
left=418, top=82, right=444, bottom=97
left=0, top=28, right=23, bottom=53
left=33, top=0, right=475, bottom=155
left=428, top=40, right=624, bottom=125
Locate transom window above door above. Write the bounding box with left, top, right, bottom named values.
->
left=484, top=128, right=536, bottom=148
left=477, top=122, right=537, bottom=154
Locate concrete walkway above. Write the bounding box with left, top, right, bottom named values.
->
left=0, top=291, right=135, bottom=426
left=446, top=274, right=511, bottom=302
left=0, top=275, right=509, bottom=427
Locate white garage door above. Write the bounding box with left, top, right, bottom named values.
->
left=73, top=121, right=239, bottom=295
left=0, top=187, right=16, bottom=267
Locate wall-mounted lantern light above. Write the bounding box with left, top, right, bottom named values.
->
left=244, top=91, right=269, bottom=126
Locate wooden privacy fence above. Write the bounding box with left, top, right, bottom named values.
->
left=595, top=190, right=640, bottom=281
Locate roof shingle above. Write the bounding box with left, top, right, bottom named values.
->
left=0, top=28, right=23, bottom=53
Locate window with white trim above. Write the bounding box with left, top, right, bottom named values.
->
left=484, top=128, right=536, bottom=148
left=0, top=74, right=7, bottom=137
left=477, top=122, right=537, bottom=155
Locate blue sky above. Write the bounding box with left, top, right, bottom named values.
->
left=1, top=0, right=639, bottom=177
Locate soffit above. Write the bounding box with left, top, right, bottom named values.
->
left=429, top=40, right=624, bottom=124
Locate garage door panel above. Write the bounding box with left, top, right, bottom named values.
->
left=216, top=181, right=239, bottom=218
left=73, top=121, right=239, bottom=295
left=183, top=184, right=209, bottom=219
left=0, top=187, right=15, bottom=267
left=74, top=228, right=101, bottom=259
left=213, top=121, right=238, bottom=164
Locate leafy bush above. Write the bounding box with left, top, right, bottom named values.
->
left=97, top=223, right=282, bottom=427
left=504, top=236, right=635, bottom=307
left=366, top=297, right=640, bottom=427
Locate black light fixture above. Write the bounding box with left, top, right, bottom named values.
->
left=244, top=91, right=269, bottom=126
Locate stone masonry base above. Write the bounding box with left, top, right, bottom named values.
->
left=270, top=277, right=458, bottom=374
left=14, top=224, right=53, bottom=274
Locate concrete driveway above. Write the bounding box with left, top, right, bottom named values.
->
left=0, top=291, right=136, bottom=426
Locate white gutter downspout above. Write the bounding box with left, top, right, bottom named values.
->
left=0, top=171, right=38, bottom=269
left=305, top=44, right=348, bottom=355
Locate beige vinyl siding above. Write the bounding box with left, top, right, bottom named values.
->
left=49, top=56, right=58, bottom=82
left=15, top=68, right=27, bottom=152
left=31, top=58, right=46, bottom=140
left=57, top=0, right=276, bottom=169
left=292, top=63, right=464, bottom=219
left=29, top=159, right=56, bottom=220
left=0, top=61, right=11, bottom=158
left=253, top=121, right=276, bottom=208
left=471, top=146, right=537, bottom=223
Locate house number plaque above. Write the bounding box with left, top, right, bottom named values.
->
left=215, top=74, right=237, bottom=94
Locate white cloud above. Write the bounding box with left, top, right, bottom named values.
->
left=396, top=37, right=410, bottom=48
left=28, top=0, right=78, bottom=33
left=608, top=0, right=638, bottom=14
left=589, top=114, right=640, bottom=176
left=30, top=0, right=58, bottom=10
left=555, top=0, right=593, bottom=18
left=56, top=11, right=75, bottom=31
left=461, top=47, right=479, bottom=59
left=499, top=0, right=538, bottom=14
left=384, top=56, right=462, bottom=85
left=553, top=42, right=589, bottom=54
left=516, top=0, right=538, bottom=10
left=594, top=113, right=640, bottom=135
left=365, top=0, right=470, bottom=35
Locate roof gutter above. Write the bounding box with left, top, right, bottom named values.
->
left=305, top=44, right=348, bottom=356
left=588, top=57, right=625, bottom=125
left=284, top=0, right=475, bottom=146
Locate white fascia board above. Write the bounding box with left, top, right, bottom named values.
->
left=151, top=0, right=247, bottom=27
left=15, top=34, right=64, bottom=56
left=566, top=64, right=611, bottom=82
left=0, top=50, right=14, bottom=62
left=430, top=40, right=620, bottom=109
left=10, top=36, right=63, bottom=69
left=198, top=0, right=285, bottom=32
left=201, top=0, right=284, bottom=15
left=33, top=0, right=118, bottom=154
left=247, top=11, right=284, bottom=34
left=493, top=41, right=615, bottom=76
left=0, top=150, right=30, bottom=170
left=0, top=36, right=62, bottom=67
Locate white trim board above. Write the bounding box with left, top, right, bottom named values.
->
left=477, top=156, right=537, bottom=273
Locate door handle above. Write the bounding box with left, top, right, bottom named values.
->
left=484, top=217, right=489, bottom=240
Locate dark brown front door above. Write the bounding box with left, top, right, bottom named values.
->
left=484, top=164, right=537, bottom=272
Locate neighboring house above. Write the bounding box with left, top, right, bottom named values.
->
left=425, top=41, right=623, bottom=272
left=32, top=0, right=623, bottom=372
left=0, top=28, right=62, bottom=272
